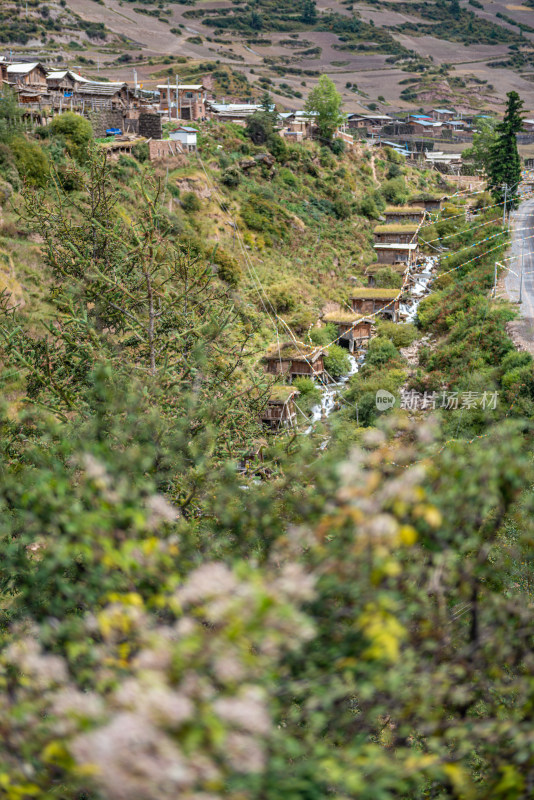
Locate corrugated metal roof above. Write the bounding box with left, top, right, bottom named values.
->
left=157, top=84, right=203, bottom=90
left=47, top=70, right=89, bottom=83
left=7, top=62, right=42, bottom=74
left=76, top=82, right=126, bottom=96
left=374, top=243, right=418, bottom=250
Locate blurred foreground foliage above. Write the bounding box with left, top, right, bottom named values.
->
left=0, top=154, right=533, bottom=800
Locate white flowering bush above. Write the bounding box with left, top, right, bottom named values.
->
left=0, top=561, right=315, bottom=800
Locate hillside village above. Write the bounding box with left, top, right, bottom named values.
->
left=2, top=55, right=534, bottom=168
left=4, top=0, right=534, bottom=792
left=0, top=53, right=530, bottom=436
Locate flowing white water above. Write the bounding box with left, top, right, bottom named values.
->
left=305, top=255, right=437, bottom=432
left=305, top=353, right=359, bottom=433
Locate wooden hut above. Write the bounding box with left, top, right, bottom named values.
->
left=384, top=205, right=425, bottom=225
left=263, top=342, right=326, bottom=381
left=7, top=62, right=48, bottom=92
left=46, top=70, right=89, bottom=102
left=322, top=310, right=373, bottom=352
left=75, top=81, right=130, bottom=109
left=351, top=288, right=401, bottom=322
left=261, top=385, right=300, bottom=429
left=373, top=223, right=419, bottom=245
left=374, top=242, right=418, bottom=267
left=409, top=195, right=444, bottom=213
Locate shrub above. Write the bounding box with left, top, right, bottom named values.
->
left=241, top=194, right=289, bottom=239
left=310, top=323, right=338, bottom=346
left=181, top=192, right=201, bottom=213
left=359, top=195, right=380, bottom=219
left=48, top=112, right=92, bottom=162
left=365, top=336, right=399, bottom=367
left=330, top=138, right=345, bottom=156
left=377, top=321, right=418, bottom=348
left=417, top=292, right=445, bottom=329
left=324, top=344, right=351, bottom=380
left=132, top=141, right=149, bottom=162
left=0, top=143, right=21, bottom=191
left=279, top=167, right=297, bottom=187
left=374, top=267, right=403, bottom=288
left=345, top=367, right=406, bottom=425
left=387, top=163, right=402, bottom=179
left=501, top=350, right=532, bottom=372
left=221, top=166, right=241, bottom=187
left=333, top=196, right=352, bottom=220
left=266, top=283, right=296, bottom=313
left=267, top=134, right=287, bottom=160
left=211, top=247, right=242, bottom=286
left=293, top=376, right=321, bottom=413
left=380, top=177, right=407, bottom=205
left=10, top=137, right=49, bottom=187
left=289, top=308, right=316, bottom=333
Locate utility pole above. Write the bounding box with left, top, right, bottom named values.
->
left=502, top=183, right=508, bottom=228
left=167, top=77, right=171, bottom=122
left=493, top=184, right=510, bottom=299
left=175, top=74, right=179, bottom=121
left=519, top=236, right=524, bottom=304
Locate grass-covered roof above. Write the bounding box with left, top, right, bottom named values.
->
left=385, top=205, right=425, bottom=214
left=264, top=342, right=325, bottom=362
left=323, top=310, right=370, bottom=325
left=374, top=223, right=419, bottom=234
left=351, top=288, right=400, bottom=300
left=268, top=385, right=300, bottom=403
left=366, top=262, right=408, bottom=274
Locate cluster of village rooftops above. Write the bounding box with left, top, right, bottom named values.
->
left=260, top=196, right=443, bottom=429
left=3, top=57, right=533, bottom=165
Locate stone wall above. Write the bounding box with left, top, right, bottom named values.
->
left=86, top=109, right=124, bottom=138
left=139, top=113, right=162, bottom=139
left=148, top=140, right=185, bottom=161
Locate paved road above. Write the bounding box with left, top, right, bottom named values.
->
left=504, top=194, right=534, bottom=348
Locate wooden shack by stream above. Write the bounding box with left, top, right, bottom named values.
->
left=261, top=385, right=300, bottom=429
left=374, top=242, right=419, bottom=267
left=384, top=206, right=425, bottom=225
left=374, top=223, right=419, bottom=245
left=322, top=310, right=373, bottom=352
left=263, top=343, right=327, bottom=381
left=351, top=288, right=401, bottom=322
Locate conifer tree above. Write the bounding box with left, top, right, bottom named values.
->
left=488, top=90, right=524, bottom=208
left=301, top=0, right=317, bottom=24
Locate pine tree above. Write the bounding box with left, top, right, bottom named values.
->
left=488, top=90, right=524, bottom=209
left=302, top=0, right=317, bottom=24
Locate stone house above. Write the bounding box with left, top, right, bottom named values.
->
left=80, top=82, right=130, bottom=108
left=431, top=108, right=455, bottom=121
left=46, top=70, right=88, bottom=96
left=158, top=84, right=206, bottom=120
left=147, top=139, right=185, bottom=161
